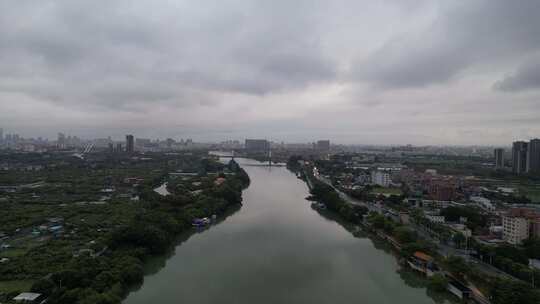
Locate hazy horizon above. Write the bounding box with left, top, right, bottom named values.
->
left=2, top=1, right=540, bottom=145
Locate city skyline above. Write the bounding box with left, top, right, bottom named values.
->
left=5, top=126, right=540, bottom=148
left=1, top=1, right=540, bottom=145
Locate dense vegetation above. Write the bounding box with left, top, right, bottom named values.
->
left=0, top=153, right=249, bottom=303
left=308, top=182, right=368, bottom=223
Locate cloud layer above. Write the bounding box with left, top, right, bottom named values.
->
left=1, top=0, right=540, bottom=144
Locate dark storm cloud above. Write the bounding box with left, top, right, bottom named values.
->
left=354, top=1, right=540, bottom=88
left=0, top=0, right=338, bottom=111
left=494, top=58, right=540, bottom=92
left=1, top=0, right=540, bottom=144
left=174, top=51, right=336, bottom=96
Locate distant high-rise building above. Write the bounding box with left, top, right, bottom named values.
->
left=116, top=143, right=123, bottom=152
left=126, top=135, right=134, bottom=153
left=527, top=139, right=540, bottom=173
left=245, top=139, right=269, bottom=152
left=316, top=140, right=330, bottom=152
left=0, top=128, right=3, bottom=143
left=57, top=132, right=66, bottom=148
left=494, top=148, right=504, bottom=169
left=512, top=141, right=528, bottom=174
left=108, top=143, right=114, bottom=153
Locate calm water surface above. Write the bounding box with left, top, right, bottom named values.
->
left=124, top=158, right=449, bottom=304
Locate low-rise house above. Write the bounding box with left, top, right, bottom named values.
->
left=407, top=251, right=439, bottom=277
left=123, top=177, right=145, bottom=185
left=447, top=223, right=472, bottom=237
left=426, top=214, right=445, bottom=224
left=13, top=292, right=43, bottom=303
left=470, top=196, right=494, bottom=211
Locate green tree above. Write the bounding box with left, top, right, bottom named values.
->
left=31, top=278, right=56, bottom=296
left=370, top=214, right=386, bottom=229
left=428, top=273, right=448, bottom=292
left=523, top=238, right=540, bottom=259
left=491, top=278, right=540, bottom=304
left=445, top=256, right=469, bottom=280
left=394, top=227, right=418, bottom=244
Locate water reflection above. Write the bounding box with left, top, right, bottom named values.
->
left=125, top=157, right=459, bottom=304
left=128, top=203, right=242, bottom=291
left=310, top=200, right=458, bottom=304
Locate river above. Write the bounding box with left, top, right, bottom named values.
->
left=124, top=158, right=453, bottom=304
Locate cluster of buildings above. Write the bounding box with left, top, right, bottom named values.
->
left=106, top=134, right=136, bottom=153
left=495, top=139, right=540, bottom=174
left=243, top=139, right=331, bottom=154
left=105, top=135, right=196, bottom=153
left=318, top=152, right=540, bottom=247
left=314, top=140, right=330, bottom=152
left=325, top=168, right=397, bottom=189
left=0, top=128, right=52, bottom=152
left=0, top=127, right=201, bottom=153
left=392, top=169, right=465, bottom=201
left=244, top=139, right=270, bottom=153
left=56, top=132, right=83, bottom=149
left=328, top=163, right=464, bottom=199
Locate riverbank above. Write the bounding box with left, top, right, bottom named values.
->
left=289, top=163, right=466, bottom=303
left=19, top=158, right=250, bottom=304
left=125, top=157, right=451, bottom=304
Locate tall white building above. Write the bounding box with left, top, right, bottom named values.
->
left=503, top=215, right=529, bottom=245
left=371, top=170, right=390, bottom=187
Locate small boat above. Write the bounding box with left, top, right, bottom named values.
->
left=312, top=202, right=327, bottom=210
left=192, top=217, right=211, bottom=227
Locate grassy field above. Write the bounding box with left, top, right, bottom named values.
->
left=0, top=248, right=28, bottom=258
left=0, top=280, right=34, bottom=293
left=370, top=187, right=402, bottom=196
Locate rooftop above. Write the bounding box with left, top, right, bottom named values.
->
left=413, top=251, right=433, bottom=262
left=505, top=208, right=540, bottom=219
left=13, top=292, right=42, bottom=301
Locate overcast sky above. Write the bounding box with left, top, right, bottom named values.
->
left=1, top=0, right=540, bottom=145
